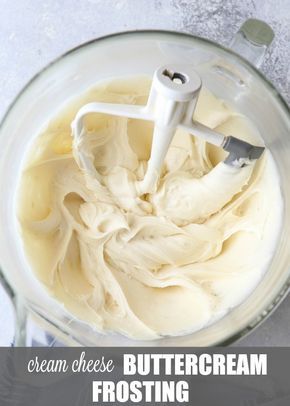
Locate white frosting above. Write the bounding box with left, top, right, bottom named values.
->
left=17, top=77, right=283, bottom=340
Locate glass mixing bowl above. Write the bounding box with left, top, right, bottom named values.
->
left=0, top=20, right=289, bottom=346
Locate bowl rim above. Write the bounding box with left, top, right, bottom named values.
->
left=1, top=29, right=290, bottom=346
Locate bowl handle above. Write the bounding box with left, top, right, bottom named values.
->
left=230, top=19, right=274, bottom=68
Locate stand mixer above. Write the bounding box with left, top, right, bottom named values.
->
left=0, top=19, right=289, bottom=347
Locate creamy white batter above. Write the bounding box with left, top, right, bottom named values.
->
left=17, top=77, right=283, bottom=340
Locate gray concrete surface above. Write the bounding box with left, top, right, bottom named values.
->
left=0, top=0, right=289, bottom=346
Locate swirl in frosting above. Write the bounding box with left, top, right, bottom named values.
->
left=17, top=77, right=282, bottom=339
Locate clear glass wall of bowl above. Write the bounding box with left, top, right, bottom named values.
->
left=0, top=32, right=289, bottom=346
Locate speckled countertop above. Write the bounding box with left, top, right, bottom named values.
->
left=0, top=0, right=289, bottom=346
